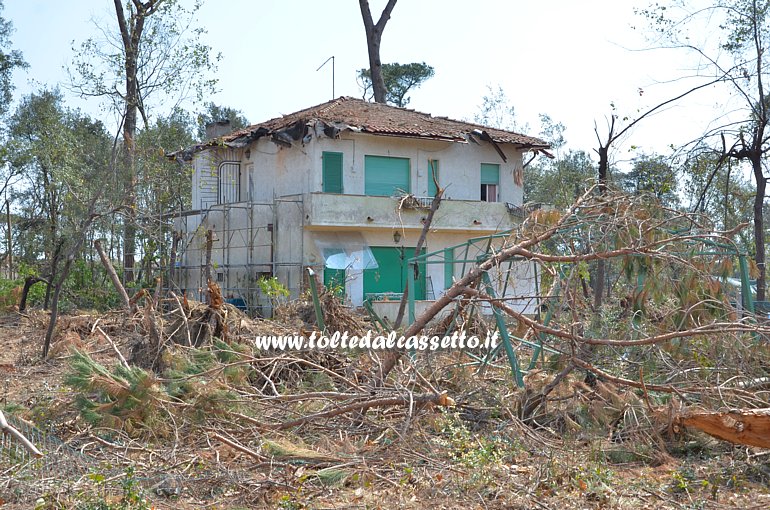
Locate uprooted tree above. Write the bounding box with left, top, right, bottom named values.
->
left=370, top=185, right=770, bottom=447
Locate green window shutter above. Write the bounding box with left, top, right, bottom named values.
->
left=427, top=160, right=439, bottom=197
left=322, top=152, right=343, bottom=193
left=481, top=163, right=500, bottom=184
left=323, top=268, right=346, bottom=297
left=444, top=247, right=454, bottom=291
left=365, top=155, right=410, bottom=196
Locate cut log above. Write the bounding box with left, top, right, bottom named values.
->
left=678, top=408, right=770, bottom=449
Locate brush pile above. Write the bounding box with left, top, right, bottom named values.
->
left=4, top=191, right=770, bottom=508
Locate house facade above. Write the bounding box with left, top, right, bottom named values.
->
left=172, top=97, right=549, bottom=319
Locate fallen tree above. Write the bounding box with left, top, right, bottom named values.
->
left=677, top=408, right=770, bottom=449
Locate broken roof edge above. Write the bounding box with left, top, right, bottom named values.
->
left=168, top=96, right=550, bottom=161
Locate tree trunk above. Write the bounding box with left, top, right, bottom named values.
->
left=122, top=57, right=138, bottom=285
left=114, top=0, right=150, bottom=285
left=44, top=243, right=62, bottom=310
left=5, top=200, right=11, bottom=279
left=19, top=276, right=46, bottom=313
left=754, top=162, right=766, bottom=302
left=594, top=146, right=608, bottom=308
left=95, top=239, right=131, bottom=311
left=358, top=0, right=397, bottom=104
left=42, top=278, right=64, bottom=358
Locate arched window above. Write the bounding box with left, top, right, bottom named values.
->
left=218, top=162, right=241, bottom=204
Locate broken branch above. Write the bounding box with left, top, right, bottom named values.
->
left=237, top=392, right=455, bottom=430
left=0, top=410, right=44, bottom=458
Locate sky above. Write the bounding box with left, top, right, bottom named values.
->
left=4, top=0, right=732, bottom=168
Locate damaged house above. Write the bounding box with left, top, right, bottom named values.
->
left=172, top=96, right=549, bottom=319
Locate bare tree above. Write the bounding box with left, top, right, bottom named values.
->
left=358, top=0, right=398, bottom=104
left=70, top=0, right=218, bottom=284
left=638, top=0, right=770, bottom=300
left=591, top=77, right=726, bottom=307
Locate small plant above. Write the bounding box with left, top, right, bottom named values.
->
left=432, top=411, right=507, bottom=492
left=671, top=467, right=696, bottom=495
left=257, top=275, right=290, bottom=308
left=71, top=467, right=150, bottom=510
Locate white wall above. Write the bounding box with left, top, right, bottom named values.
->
left=185, top=130, right=535, bottom=315
left=192, top=131, right=527, bottom=210
left=314, top=133, right=525, bottom=204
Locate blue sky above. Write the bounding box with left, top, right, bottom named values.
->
left=5, top=0, right=727, bottom=165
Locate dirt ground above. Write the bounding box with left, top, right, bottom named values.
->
left=1, top=309, right=770, bottom=509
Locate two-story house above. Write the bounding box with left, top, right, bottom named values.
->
left=172, top=96, right=549, bottom=319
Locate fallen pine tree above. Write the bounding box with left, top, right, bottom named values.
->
left=676, top=407, right=770, bottom=449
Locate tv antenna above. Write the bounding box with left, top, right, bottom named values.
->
left=316, top=56, right=335, bottom=99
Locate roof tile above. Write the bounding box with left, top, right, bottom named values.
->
left=221, top=96, right=549, bottom=148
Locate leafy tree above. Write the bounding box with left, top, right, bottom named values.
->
left=69, top=0, right=219, bottom=283
left=0, top=0, right=26, bottom=118
left=473, top=85, right=521, bottom=132
left=196, top=102, right=249, bottom=141
left=0, top=0, right=27, bottom=209
left=358, top=0, right=398, bottom=104
left=525, top=150, right=596, bottom=208
left=683, top=149, right=754, bottom=251
left=8, top=88, right=112, bottom=307
left=357, top=62, right=434, bottom=107
left=135, top=108, right=196, bottom=283
left=538, top=114, right=566, bottom=152
left=618, top=154, right=679, bottom=208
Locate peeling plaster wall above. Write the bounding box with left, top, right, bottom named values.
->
left=183, top=130, right=533, bottom=315
left=192, top=131, right=525, bottom=211
left=313, top=133, right=524, bottom=203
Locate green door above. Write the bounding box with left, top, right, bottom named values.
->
left=364, top=246, right=426, bottom=300
left=322, top=152, right=343, bottom=193
left=365, top=155, right=410, bottom=196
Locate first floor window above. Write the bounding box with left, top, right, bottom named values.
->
left=480, top=163, right=499, bottom=202
left=480, top=183, right=497, bottom=202
left=322, top=151, right=344, bottom=193
left=365, top=155, right=410, bottom=196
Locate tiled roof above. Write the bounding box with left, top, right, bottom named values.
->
left=220, top=96, right=549, bottom=148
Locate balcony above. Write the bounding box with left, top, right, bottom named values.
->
left=305, top=192, right=519, bottom=233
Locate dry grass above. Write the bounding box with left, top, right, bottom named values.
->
left=1, top=291, right=770, bottom=509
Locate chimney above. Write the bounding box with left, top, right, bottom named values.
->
left=205, top=120, right=232, bottom=140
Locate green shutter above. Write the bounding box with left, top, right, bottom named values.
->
left=364, top=246, right=426, bottom=300
left=481, top=163, right=500, bottom=184
left=427, top=160, right=439, bottom=197
left=323, top=268, right=346, bottom=297
left=322, top=152, right=343, bottom=193
left=365, top=155, right=410, bottom=196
